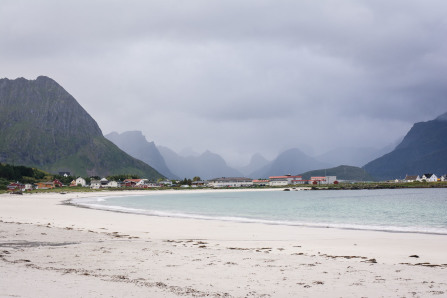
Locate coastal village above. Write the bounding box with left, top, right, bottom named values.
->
left=2, top=2, right=447, bottom=296
left=6, top=172, right=447, bottom=192
left=6, top=174, right=338, bottom=192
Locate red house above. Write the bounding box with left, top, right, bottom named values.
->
left=7, top=182, right=24, bottom=192
left=123, top=179, right=141, bottom=187
left=35, top=179, right=63, bottom=189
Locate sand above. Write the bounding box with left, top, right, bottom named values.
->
left=1, top=190, right=446, bottom=297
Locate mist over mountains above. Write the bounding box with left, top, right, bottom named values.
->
left=106, top=132, right=381, bottom=181
left=249, top=148, right=330, bottom=179
left=158, top=146, right=243, bottom=180
left=236, top=153, right=270, bottom=177
left=2, top=75, right=445, bottom=182
left=104, top=130, right=245, bottom=180
left=105, top=131, right=176, bottom=179
left=315, top=145, right=396, bottom=168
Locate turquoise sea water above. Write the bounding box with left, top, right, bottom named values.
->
left=72, top=188, right=447, bottom=235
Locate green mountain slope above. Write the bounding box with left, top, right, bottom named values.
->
left=300, top=165, right=375, bottom=181
left=363, top=112, right=447, bottom=180
left=0, top=76, right=163, bottom=179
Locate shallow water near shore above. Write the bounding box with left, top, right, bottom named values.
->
left=72, top=188, right=447, bottom=235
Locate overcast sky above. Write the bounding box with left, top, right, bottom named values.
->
left=2, top=0, right=447, bottom=166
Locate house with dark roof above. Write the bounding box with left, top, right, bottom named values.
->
left=404, top=175, right=421, bottom=182
left=268, top=175, right=303, bottom=186
left=421, top=173, right=438, bottom=182
left=90, top=179, right=101, bottom=189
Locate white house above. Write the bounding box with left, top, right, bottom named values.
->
left=159, top=180, right=173, bottom=187
left=90, top=178, right=119, bottom=188
left=90, top=180, right=101, bottom=189
left=75, top=177, right=87, bottom=187
left=100, top=178, right=109, bottom=187
left=441, top=175, right=447, bottom=182
left=107, top=180, right=119, bottom=188
left=208, top=177, right=253, bottom=188
left=421, top=173, right=438, bottom=182
left=132, top=179, right=158, bottom=188
left=135, top=179, right=148, bottom=187
left=404, top=175, right=421, bottom=182
left=252, top=179, right=269, bottom=186
left=24, top=184, right=34, bottom=191
left=268, top=175, right=303, bottom=186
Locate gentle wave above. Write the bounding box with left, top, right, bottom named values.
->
left=70, top=198, right=447, bottom=235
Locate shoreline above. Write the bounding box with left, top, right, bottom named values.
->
left=67, top=188, right=447, bottom=236
left=1, top=190, right=447, bottom=297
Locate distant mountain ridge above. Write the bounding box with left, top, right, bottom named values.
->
left=236, top=153, right=270, bottom=176
left=0, top=76, right=163, bottom=179
left=300, top=165, right=375, bottom=181
left=250, top=148, right=329, bottom=179
left=316, top=145, right=396, bottom=168
left=363, top=112, right=447, bottom=180
left=105, top=131, right=177, bottom=179
left=158, top=146, right=243, bottom=180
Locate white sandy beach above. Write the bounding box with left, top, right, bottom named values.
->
left=1, top=189, right=446, bottom=297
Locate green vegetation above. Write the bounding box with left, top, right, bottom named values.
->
left=41, top=137, right=163, bottom=179
left=0, top=178, right=9, bottom=191
left=106, top=174, right=140, bottom=181
left=0, top=163, right=51, bottom=189
left=0, top=163, right=46, bottom=180
left=179, top=178, right=193, bottom=185
left=52, top=174, right=76, bottom=185
left=0, top=76, right=164, bottom=180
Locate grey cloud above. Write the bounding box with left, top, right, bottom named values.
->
left=1, top=0, right=447, bottom=165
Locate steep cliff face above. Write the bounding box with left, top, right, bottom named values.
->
left=0, top=76, right=102, bottom=165
left=363, top=112, right=447, bottom=180
left=105, top=131, right=177, bottom=179
left=0, top=76, right=163, bottom=179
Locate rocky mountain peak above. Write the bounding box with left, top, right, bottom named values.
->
left=0, top=76, right=163, bottom=178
